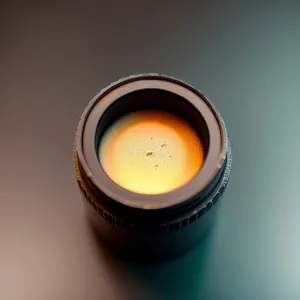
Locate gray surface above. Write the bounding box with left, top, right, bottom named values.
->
left=1, top=1, right=300, bottom=299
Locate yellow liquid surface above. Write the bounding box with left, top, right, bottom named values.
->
left=99, top=110, right=204, bottom=194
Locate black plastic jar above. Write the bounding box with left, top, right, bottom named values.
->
left=73, top=74, right=232, bottom=260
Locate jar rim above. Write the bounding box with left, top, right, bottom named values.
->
left=75, top=74, right=227, bottom=210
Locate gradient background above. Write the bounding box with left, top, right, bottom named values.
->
left=1, top=1, right=300, bottom=299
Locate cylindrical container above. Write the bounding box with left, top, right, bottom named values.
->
left=73, top=74, right=232, bottom=260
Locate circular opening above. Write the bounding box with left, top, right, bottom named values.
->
left=80, top=76, right=224, bottom=210
left=95, top=88, right=210, bottom=195
left=99, top=108, right=205, bottom=195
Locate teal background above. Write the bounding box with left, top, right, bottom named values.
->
left=1, top=1, right=300, bottom=299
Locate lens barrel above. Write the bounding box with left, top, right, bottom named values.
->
left=73, top=74, right=232, bottom=259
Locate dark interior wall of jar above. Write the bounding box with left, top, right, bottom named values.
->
left=95, top=89, right=210, bottom=158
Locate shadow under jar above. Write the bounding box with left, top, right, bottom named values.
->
left=73, top=74, right=232, bottom=260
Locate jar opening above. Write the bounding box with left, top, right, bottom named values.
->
left=79, top=75, right=224, bottom=210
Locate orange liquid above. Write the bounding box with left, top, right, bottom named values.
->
left=99, top=110, right=204, bottom=194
